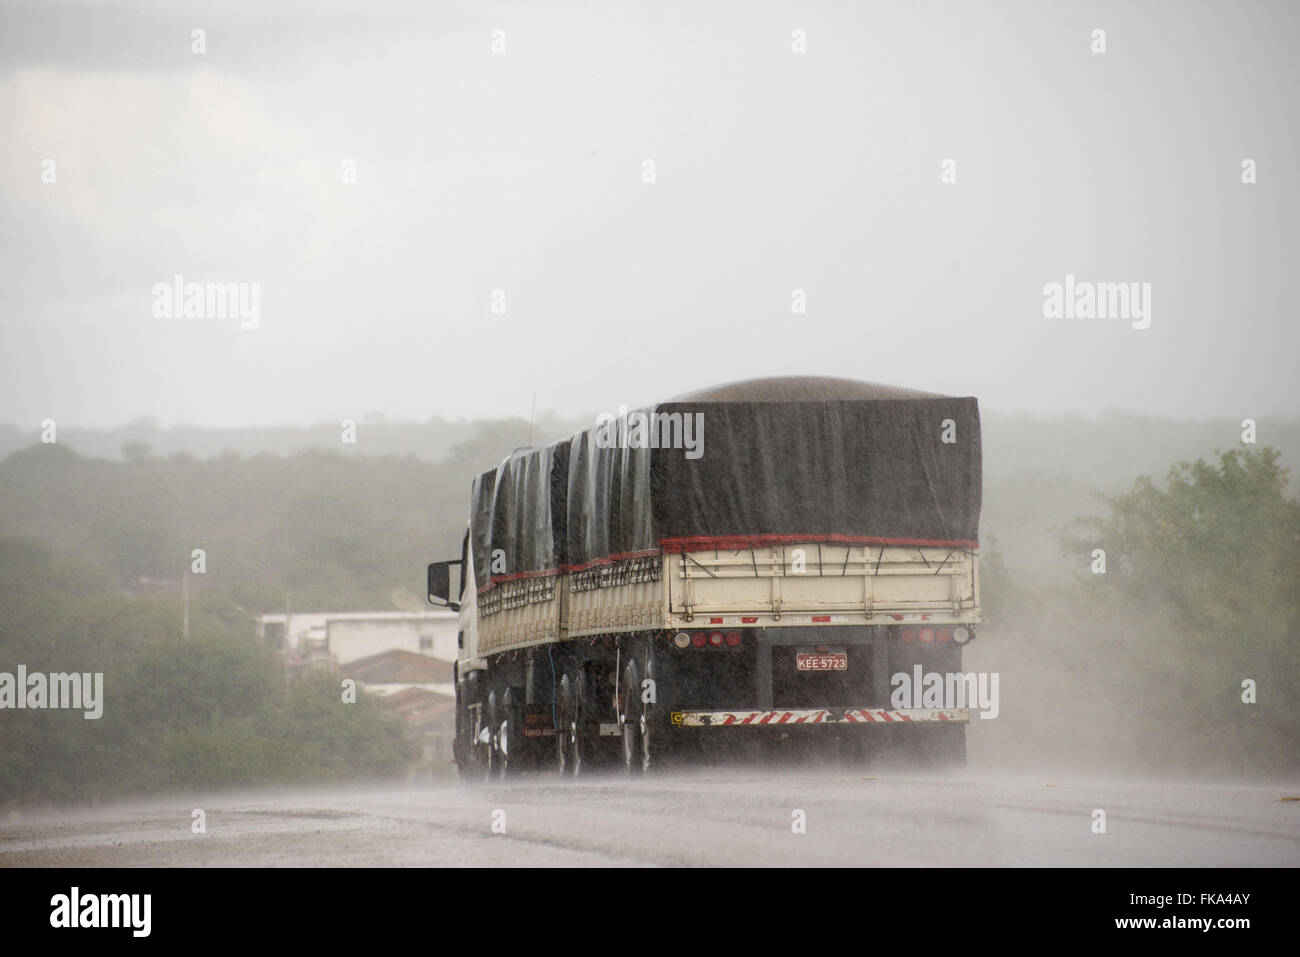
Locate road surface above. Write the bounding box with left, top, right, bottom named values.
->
left=3, top=769, right=1297, bottom=867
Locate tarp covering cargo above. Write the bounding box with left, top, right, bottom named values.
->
left=472, top=444, right=567, bottom=592
left=650, top=397, right=981, bottom=552
left=470, top=378, right=981, bottom=596
left=565, top=427, right=655, bottom=569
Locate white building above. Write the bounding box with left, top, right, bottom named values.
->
left=254, top=610, right=459, bottom=666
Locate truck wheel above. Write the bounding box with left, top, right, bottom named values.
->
left=641, top=650, right=659, bottom=773
left=459, top=711, right=491, bottom=781
left=914, top=724, right=966, bottom=769
left=893, top=724, right=966, bottom=770
left=499, top=689, right=523, bottom=778
left=453, top=697, right=470, bottom=778
left=555, top=674, right=573, bottom=775
left=621, top=661, right=643, bottom=775
left=570, top=670, right=596, bottom=777
left=835, top=728, right=879, bottom=768
left=486, top=690, right=500, bottom=779
left=934, top=724, right=967, bottom=768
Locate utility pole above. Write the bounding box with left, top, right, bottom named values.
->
left=527, top=388, right=537, bottom=445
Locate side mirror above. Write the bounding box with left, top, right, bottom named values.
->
left=427, top=561, right=461, bottom=612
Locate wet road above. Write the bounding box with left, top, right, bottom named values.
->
left=3, top=770, right=1297, bottom=867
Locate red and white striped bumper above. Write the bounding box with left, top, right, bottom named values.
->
left=669, top=707, right=969, bottom=727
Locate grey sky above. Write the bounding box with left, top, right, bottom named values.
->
left=1, top=0, right=1297, bottom=427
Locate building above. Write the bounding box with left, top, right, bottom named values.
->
left=254, top=610, right=459, bottom=668
left=382, top=687, right=458, bottom=779
left=339, top=649, right=457, bottom=777
left=340, top=648, right=455, bottom=697
left=255, top=610, right=462, bottom=775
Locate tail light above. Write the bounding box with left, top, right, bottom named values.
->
left=691, top=632, right=707, bottom=648
left=725, top=631, right=742, bottom=647
left=937, top=626, right=952, bottom=643
left=708, top=631, right=724, bottom=647
left=901, top=627, right=917, bottom=643
left=953, top=626, right=972, bottom=644
left=918, top=627, right=935, bottom=643
left=673, top=632, right=691, bottom=648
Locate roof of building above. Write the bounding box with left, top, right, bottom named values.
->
left=341, top=649, right=454, bottom=686
left=384, top=687, right=456, bottom=727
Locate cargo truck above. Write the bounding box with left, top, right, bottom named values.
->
left=427, top=376, right=983, bottom=777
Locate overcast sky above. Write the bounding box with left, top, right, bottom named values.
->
left=1, top=0, right=1297, bottom=428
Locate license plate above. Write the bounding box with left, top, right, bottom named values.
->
left=796, top=652, right=848, bottom=671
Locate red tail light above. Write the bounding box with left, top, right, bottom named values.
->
left=725, top=631, right=742, bottom=647
left=901, top=627, right=917, bottom=643
left=708, top=631, right=724, bottom=647
left=937, top=626, right=952, bottom=643
left=692, top=632, right=707, bottom=648
left=918, top=627, right=935, bottom=643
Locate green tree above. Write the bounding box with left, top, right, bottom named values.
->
left=1062, top=447, right=1300, bottom=776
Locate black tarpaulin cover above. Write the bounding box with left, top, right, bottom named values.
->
left=649, top=398, right=980, bottom=552
left=469, top=379, right=981, bottom=596
left=469, top=468, right=497, bottom=592
left=472, top=444, right=568, bottom=592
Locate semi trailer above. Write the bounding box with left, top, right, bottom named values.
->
left=427, top=376, right=983, bottom=777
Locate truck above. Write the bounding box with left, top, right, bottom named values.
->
left=427, top=375, right=983, bottom=777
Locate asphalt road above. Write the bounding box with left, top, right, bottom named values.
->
left=3, top=769, right=1297, bottom=867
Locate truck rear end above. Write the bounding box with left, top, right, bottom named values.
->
left=427, top=376, right=983, bottom=776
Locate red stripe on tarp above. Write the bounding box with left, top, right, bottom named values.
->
left=481, top=547, right=664, bottom=593
left=557, top=548, right=662, bottom=574
left=476, top=565, right=562, bottom=594
left=660, top=533, right=978, bottom=552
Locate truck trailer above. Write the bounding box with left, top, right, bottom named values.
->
left=427, top=376, right=983, bottom=777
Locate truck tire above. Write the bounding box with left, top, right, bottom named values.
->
left=891, top=724, right=966, bottom=770
left=570, top=669, right=598, bottom=777
left=621, top=660, right=643, bottom=775
left=934, top=724, right=967, bottom=769
left=555, top=674, right=574, bottom=775
left=485, top=690, right=500, bottom=779
left=499, top=689, right=523, bottom=778
left=623, top=654, right=660, bottom=774
left=835, top=728, right=880, bottom=768
left=642, top=648, right=665, bottom=772
left=453, top=697, right=469, bottom=778
left=459, top=683, right=494, bottom=782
